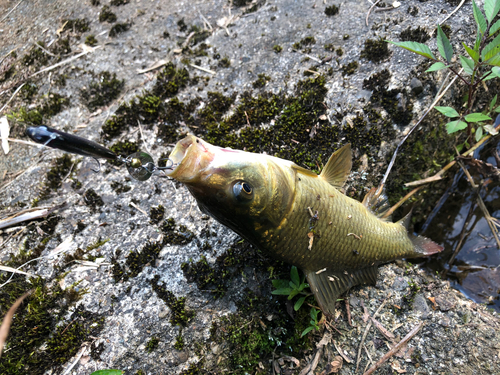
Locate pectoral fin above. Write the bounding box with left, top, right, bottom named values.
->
left=306, top=266, right=378, bottom=316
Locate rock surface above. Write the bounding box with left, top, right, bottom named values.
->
left=0, top=0, right=499, bottom=374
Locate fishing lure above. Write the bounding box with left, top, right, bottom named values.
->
left=26, top=125, right=174, bottom=180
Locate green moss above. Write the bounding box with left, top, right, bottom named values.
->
left=50, top=38, right=72, bottom=56
left=324, top=5, right=339, bottom=16
left=62, top=18, right=90, bottom=33
left=109, top=141, right=139, bottom=162
left=0, top=276, right=103, bottom=375
left=293, top=36, right=316, bottom=52
left=81, top=71, right=124, bottom=111
left=179, top=362, right=205, bottom=375
left=110, top=0, right=129, bottom=5
left=161, top=218, right=195, bottom=245
left=252, top=73, right=270, bottom=88
left=110, top=180, right=132, bottom=194
left=37, top=154, right=74, bottom=200
left=152, top=62, right=190, bottom=99
left=150, top=205, right=165, bottom=224
left=174, top=331, right=184, bottom=350
left=324, top=43, right=334, bottom=52
left=363, top=69, right=413, bottom=125
left=273, top=44, right=283, bottom=53
left=99, top=6, right=117, bottom=23
left=151, top=275, right=194, bottom=326
left=109, top=23, right=130, bottom=37
left=399, top=26, right=430, bottom=43
left=218, top=56, right=231, bottom=68
left=22, top=42, right=49, bottom=67
left=91, top=0, right=100, bottom=5
left=341, top=61, right=358, bottom=75
left=83, top=188, right=104, bottom=209
left=146, top=337, right=160, bottom=352
left=361, top=37, right=391, bottom=63
left=343, top=34, right=349, bottom=40
left=85, top=35, right=98, bottom=47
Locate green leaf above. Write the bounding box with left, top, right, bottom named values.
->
left=271, top=287, right=293, bottom=295
left=288, top=289, right=299, bottom=299
left=459, top=56, right=475, bottom=75
left=294, top=296, right=306, bottom=311
left=490, top=95, right=498, bottom=112
left=301, top=326, right=315, bottom=337
left=463, top=43, right=480, bottom=62
left=290, top=266, right=300, bottom=287
left=486, top=53, right=500, bottom=66
left=426, top=62, right=447, bottom=72
left=492, top=66, right=500, bottom=77
left=482, top=70, right=497, bottom=81
left=474, top=26, right=482, bottom=51
left=484, top=124, right=499, bottom=135
left=490, top=19, right=500, bottom=35
left=435, top=106, right=460, bottom=118
left=473, top=0, right=488, bottom=34
left=310, top=307, right=319, bottom=321
left=495, top=105, right=500, bottom=112
left=485, top=0, right=500, bottom=23
left=446, top=120, right=468, bottom=134
left=90, top=371, right=124, bottom=375
left=475, top=125, right=484, bottom=142
left=482, top=33, right=500, bottom=61
left=464, top=113, right=492, bottom=122
left=436, top=25, right=454, bottom=62
left=387, top=40, right=436, bottom=60
left=298, top=282, right=309, bottom=292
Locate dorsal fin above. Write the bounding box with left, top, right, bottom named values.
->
left=306, top=266, right=378, bottom=317
left=362, top=187, right=392, bottom=221
left=319, top=144, right=352, bottom=189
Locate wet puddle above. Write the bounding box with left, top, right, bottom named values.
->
left=420, top=138, right=500, bottom=312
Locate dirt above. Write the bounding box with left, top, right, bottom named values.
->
left=0, top=0, right=499, bottom=374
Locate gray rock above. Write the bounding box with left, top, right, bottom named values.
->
left=410, top=77, right=424, bottom=96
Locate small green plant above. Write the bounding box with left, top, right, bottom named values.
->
left=301, top=307, right=320, bottom=337
left=271, top=266, right=311, bottom=311
left=388, top=0, right=500, bottom=144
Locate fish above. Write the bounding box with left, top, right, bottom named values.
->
left=25, top=125, right=117, bottom=161
left=164, top=135, right=443, bottom=316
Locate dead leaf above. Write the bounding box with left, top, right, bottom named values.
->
left=316, top=331, right=331, bottom=348
left=390, top=360, right=407, bottom=373
left=319, top=356, right=343, bottom=374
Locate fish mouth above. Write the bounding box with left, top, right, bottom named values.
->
left=163, top=134, right=215, bottom=182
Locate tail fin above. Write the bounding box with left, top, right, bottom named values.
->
left=397, top=210, right=443, bottom=257
left=409, top=233, right=443, bottom=256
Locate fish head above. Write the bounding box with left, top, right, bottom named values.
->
left=165, top=135, right=296, bottom=242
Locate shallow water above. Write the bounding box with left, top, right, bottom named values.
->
left=421, top=138, right=500, bottom=312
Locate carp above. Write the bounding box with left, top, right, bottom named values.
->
left=165, top=135, right=442, bottom=315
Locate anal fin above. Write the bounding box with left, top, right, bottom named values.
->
left=306, top=266, right=378, bottom=317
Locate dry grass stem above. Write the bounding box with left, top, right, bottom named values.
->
left=0, top=290, right=32, bottom=358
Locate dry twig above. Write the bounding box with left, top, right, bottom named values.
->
left=363, top=322, right=423, bottom=375
left=365, top=0, right=382, bottom=26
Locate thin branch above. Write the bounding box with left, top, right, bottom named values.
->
left=0, top=0, right=25, bottom=24
left=0, top=83, right=26, bottom=115
left=439, top=0, right=466, bottom=24
left=363, top=322, right=423, bottom=375
left=366, top=0, right=382, bottom=27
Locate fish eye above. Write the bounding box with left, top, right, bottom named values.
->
left=233, top=181, right=253, bottom=201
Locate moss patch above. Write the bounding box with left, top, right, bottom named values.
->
left=151, top=275, right=194, bottom=326
left=252, top=73, right=271, bottom=88
left=324, top=5, right=339, bottom=16
left=109, top=23, right=131, bottom=37
left=0, top=276, right=103, bottom=375
left=62, top=18, right=90, bottom=33
left=399, top=26, right=430, bottom=43
left=146, top=337, right=160, bottom=352
left=342, top=61, right=358, bottom=75
left=361, top=38, right=391, bottom=63
left=81, top=71, right=125, bottom=111
left=99, top=6, right=117, bottom=23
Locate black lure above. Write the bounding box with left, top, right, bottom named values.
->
left=25, top=125, right=175, bottom=180
left=26, top=125, right=117, bottom=160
